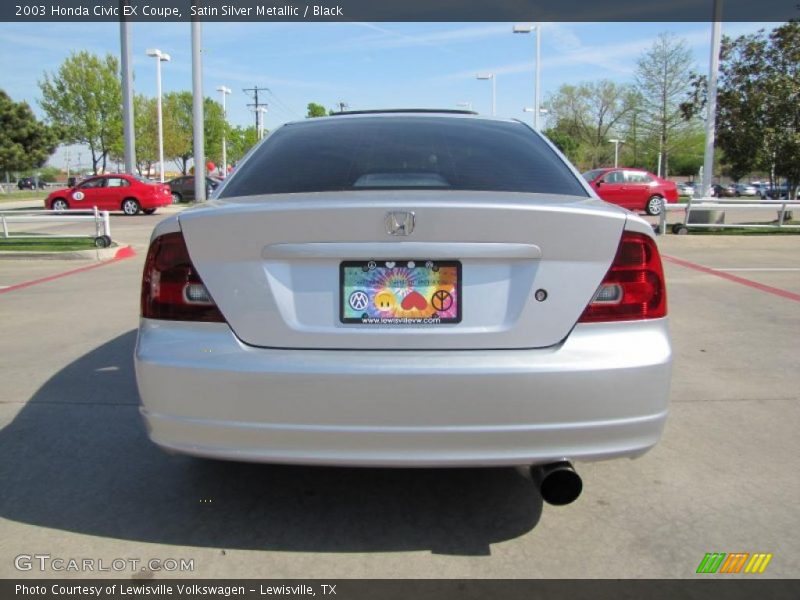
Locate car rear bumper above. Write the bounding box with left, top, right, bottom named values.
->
left=141, top=195, right=173, bottom=209
left=135, top=319, right=671, bottom=467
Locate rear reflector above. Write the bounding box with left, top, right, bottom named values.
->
left=579, top=231, right=667, bottom=322
left=141, top=231, right=225, bottom=322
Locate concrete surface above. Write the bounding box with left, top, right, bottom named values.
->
left=0, top=212, right=798, bottom=579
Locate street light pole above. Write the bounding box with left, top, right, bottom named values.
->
left=191, top=19, right=205, bottom=203
left=255, top=106, right=268, bottom=139
left=146, top=48, right=170, bottom=182
left=513, top=23, right=542, bottom=130
left=701, top=0, right=723, bottom=198
left=476, top=73, right=495, bottom=116
left=119, top=15, right=135, bottom=174
left=609, top=138, right=624, bottom=168
left=216, top=86, right=231, bottom=176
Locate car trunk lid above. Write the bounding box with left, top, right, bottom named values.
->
left=178, top=191, right=626, bottom=350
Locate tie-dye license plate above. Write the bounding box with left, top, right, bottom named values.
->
left=340, top=260, right=462, bottom=325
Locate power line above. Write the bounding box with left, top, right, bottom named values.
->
left=266, top=89, right=302, bottom=120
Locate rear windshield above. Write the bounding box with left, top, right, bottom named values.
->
left=220, top=116, right=588, bottom=198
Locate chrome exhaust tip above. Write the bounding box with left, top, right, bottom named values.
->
left=531, top=461, right=583, bottom=506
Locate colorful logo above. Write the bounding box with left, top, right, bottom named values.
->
left=696, top=552, right=773, bottom=574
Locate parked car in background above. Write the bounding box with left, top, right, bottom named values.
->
left=17, top=177, right=47, bottom=190
left=581, top=167, right=678, bottom=215
left=136, top=111, right=672, bottom=509
left=711, top=184, right=736, bottom=198
left=759, top=184, right=797, bottom=200
left=44, top=173, right=172, bottom=215
left=676, top=182, right=695, bottom=197
left=167, top=175, right=222, bottom=203
left=732, top=183, right=758, bottom=197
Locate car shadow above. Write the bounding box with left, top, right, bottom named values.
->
left=0, top=331, right=542, bottom=556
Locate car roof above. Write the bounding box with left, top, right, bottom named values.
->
left=332, top=108, right=478, bottom=116
left=282, top=109, right=524, bottom=127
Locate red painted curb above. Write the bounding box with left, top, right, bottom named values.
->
left=115, top=245, right=136, bottom=259
left=663, top=254, right=800, bottom=303
left=0, top=245, right=137, bottom=295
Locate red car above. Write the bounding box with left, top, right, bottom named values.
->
left=582, top=168, right=678, bottom=215
left=45, top=174, right=172, bottom=216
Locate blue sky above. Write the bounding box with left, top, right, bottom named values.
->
left=0, top=20, right=777, bottom=169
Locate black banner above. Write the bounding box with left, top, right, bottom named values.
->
left=4, top=580, right=800, bottom=600
left=2, top=0, right=799, bottom=23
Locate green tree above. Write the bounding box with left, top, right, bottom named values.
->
left=665, top=129, right=705, bottom=176
left=635, top=33, right=695, bottom=178
left=227, top=125, right=260, bottom=164
left=204, top=97, right=227, bottom=170
left=306, top=102, right=328, bottom=118
left=162, top=92, right=193, bottom=174
left=681, top=22, right=800, bottom=195
left=542, top=125, right=580, bottom=165
left=0, top=90, right=58, bottom=177
left=39, top=51, right=122, bottom=175
left=134, top=95, right=159, bottom=176
left=162, top=92, right=227, bottom=175
left=547, top=80, right=636, bottom=169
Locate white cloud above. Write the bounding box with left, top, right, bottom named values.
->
left=438, top=22, right=778, bottom=83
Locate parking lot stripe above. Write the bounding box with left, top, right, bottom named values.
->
left=663, top=255, right=800, bottom=303
left=0, top=246, right=136, bottom=295
left=712, top=267, right=800, bottom=272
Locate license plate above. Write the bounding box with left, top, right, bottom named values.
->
left=340, top=260, right=461, bottom=325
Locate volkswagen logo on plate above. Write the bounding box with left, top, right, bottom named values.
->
left=348, top=291, right=369, bottom=311
left=385, top=211, right=415, bottom=236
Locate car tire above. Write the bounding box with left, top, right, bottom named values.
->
left=51, top=198, right=69, bottom=212
left=171, top=192, right=182, bottom=204
left=122, top=198, right=141, bottom=216
left=143, top=208, right=157, bottom=215
left=674, top=225, right=689, bottom=235
left=646, top=195, right=664, bottom=216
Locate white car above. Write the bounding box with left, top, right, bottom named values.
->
left=733, top=183, right=758, bottom=197
left=135, top=110, right=671, bottom=507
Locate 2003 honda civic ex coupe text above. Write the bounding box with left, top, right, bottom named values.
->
left=135, top=110, right=671, bottom=507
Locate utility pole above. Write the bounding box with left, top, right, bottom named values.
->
left=244, top=86, right=269, bottom=132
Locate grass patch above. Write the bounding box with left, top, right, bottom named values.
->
left=0, top=191, right=47, bottom=203
left=0, top=236, right=102, bottom=251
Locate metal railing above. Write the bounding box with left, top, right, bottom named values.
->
left=0, top=207, right=112, bottom=247
left=657, top=197, right=800, bottom=235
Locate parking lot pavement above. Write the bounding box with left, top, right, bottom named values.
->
left=0, top=216, right=798, bottom=579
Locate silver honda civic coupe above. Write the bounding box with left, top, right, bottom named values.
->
left=135, top=110, right=671, bottom=505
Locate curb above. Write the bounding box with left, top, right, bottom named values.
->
left=0, top=244, right=135, bottom=261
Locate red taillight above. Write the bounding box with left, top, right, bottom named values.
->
left=579, top=231, right=667, bottom=323
left=141, top=231, right=225, bottom=322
